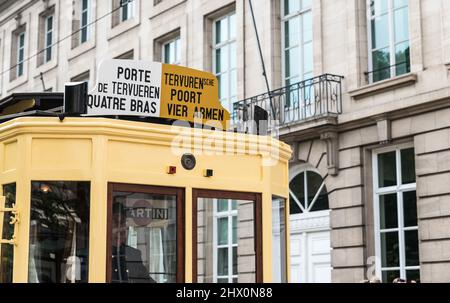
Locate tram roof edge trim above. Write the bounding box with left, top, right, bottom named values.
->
left=0, top=117, right=292, bottom=161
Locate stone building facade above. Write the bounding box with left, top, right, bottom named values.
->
left=1, top=0, right=450, bottom=283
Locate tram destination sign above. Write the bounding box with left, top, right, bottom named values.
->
left=85, top=59, right=230, bottom=129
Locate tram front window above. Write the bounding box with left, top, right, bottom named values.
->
left=109, top=189, right=178, bottom=283
left=28, top=181, right=90, bottom=283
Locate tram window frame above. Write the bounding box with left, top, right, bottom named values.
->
left=191, top=189, right=263, bottom=283
left=106, top=183, right=185, bottom=283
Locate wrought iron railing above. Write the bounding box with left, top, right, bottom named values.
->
left=232, top=74, right=344, bottom=132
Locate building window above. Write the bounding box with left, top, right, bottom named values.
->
left=120, top=0, right=135, bottom=22
left=44, top=15, right=53, bottom=63
left=0, top=183, right=16, bottom=283
left=373, top=145, right=420, bottom=283
left=28, top=182, right=90, bottom=283
left=289, top=170, right=329, bottom=214
left=367, top=0, right=410, bottom=83
left=163, top=37, right=181, bottom=65
left=214, top=199, right=238, bottom=283
left=80, top=0, right=90, bottom=44
left=213, top=12, right=237, bottom=115
left=282, top=0, right=313, bottom=87
left=17, top=32, right=25, bottom=78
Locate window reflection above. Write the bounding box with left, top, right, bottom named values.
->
left=29, top=181, right=90, bottom=283
left=110, top=191, right=177, bottom=283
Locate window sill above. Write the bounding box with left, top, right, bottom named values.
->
left=68, top=39, right=96, bottom=61
left=34, top=59, right=58, bottom=78
left=349, top=73, right=418, bottom=100
left=107, top=18, right=140, bottom=41
left=7, top=73, right=29, bottom=93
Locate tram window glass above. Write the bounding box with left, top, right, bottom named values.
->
left=1, top=183, right=16, bottom=283
left=196, top=197, right=256, bottom=283
left=272, top=197, right=287, bottom=283
left=110, top=191, right=177, bottom=283
left=28, top=181, right=90, bottom=283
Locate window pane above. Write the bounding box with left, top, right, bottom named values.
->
left=395, top=42, right=410, bottom=76
left=217, top=248, right=228, bottom=276
left=19, top=33, right=25, bottom=46
left=285, top=47, right=300, bottom=79
left=382, top=270, right=400, bottom=283
left=217, top=278, right=228, bottom=283
left=394, top=0, right=408, bottom=8
left=309, top=186, right=329, bottom=212
left=284, top=17, right=300, bottom=48
left=302, top=0, right=311, bottom=9
left=215, top=17, right=228, bottom=44
left=217, top=217, right=228, bottom=245
left=111, top=191, right=177, bottom=283
left=394, top=7, right=409, bottom=43
left=379, top=194, right=398, bottom=229
left=371, top=14, right=389, bottom=49
left=372, top=48, right=391, bottom=82
left=164, top=43, right=171, bottom=64
left=403, top=191, right=417, bottom=227
left=47, top=16, right=53, bottom=31
left=232, top=216, right=237, bottom=244
left=289, top=172, right=305, bottom=209
left=289, top=194, right=302, bottom=214
left=197, top=197, right=256, bottom=283
left=400, top=148, right=415, bottom=184
left=29, top=182, right=90, bottom=283
left=406, top=269, right=420, bottom=283
left=284, top=0, right=300, bottom=16
left=229, top=42, right=237, bottom=69
left=231, top=200, right=237, bottom=210
left=378, top=151, right=397, bottom=187
left=232, top=246, right=237, bottom=275
left=303, top=42, right=313, bottom=75
left=381, top=232, right=400, bottom=267
left=303, top=11, right=312, bottom=42
left=370, top=0, right=388, bottom=16
left=1, top=184, right=16, bottom=283
left=405, top=230, right=419, bottom=266
left=229, top=13, right=236, bottom=39
left=272, top=198, right=287, bottom=282
left=175, top=38, right=181, bottom=63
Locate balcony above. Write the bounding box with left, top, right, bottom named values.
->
left=232, top=74, right=344, bottom=135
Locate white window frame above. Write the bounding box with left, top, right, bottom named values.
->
left=366, top=0, right=410, bottom=83
left=213, top=199, right=238, bottom=283
left=44, top=15, right=53, bottom=63
left=212, top=12, right=237, bottom=115
left=372, top=142, right=420, bottom=282
left=289, top=169, right=327, bottom=213
left=281, top=0, right=313, bottom=87
left=17, top=32, right=25, bottom=78
left=120, top=0, right=135, bottom=22
left=80, top=0, right=90, bottom=44
left=162, top=37, right=181, bottom=65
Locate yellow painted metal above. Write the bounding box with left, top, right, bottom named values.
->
left=0, top=117, right=291, bottom=283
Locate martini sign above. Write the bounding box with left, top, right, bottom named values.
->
left=86, top=59, right=230, bottom=129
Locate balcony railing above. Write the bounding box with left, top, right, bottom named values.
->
left=232, top=74, right=344, bottom=133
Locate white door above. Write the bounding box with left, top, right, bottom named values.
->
left=290, top=211, right=331, bottom=283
